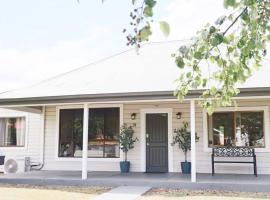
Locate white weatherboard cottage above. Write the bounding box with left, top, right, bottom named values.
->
left=0, top=41, right=270, bottom=182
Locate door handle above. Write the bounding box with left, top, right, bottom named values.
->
left=146, top=133, right=149, bottom=138
left=146, top=142, right=150, bottom=146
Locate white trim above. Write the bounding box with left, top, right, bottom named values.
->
left=203, top=106, right=270, bottom=153
left=140, top=108, right=173, bottom=172
left=39, top=106, right=45, bottom=165
left=190, top=100, right=196, bottom=182
left=0, top=113, right=29, bottom=151
left=82, top=103, right=89, bottom=179
left=55, top=103, right=124, bottom=162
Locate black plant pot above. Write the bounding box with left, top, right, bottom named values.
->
left=181, top=162, right=191, bottom=174
left=120, top=161, right=130, bottom=173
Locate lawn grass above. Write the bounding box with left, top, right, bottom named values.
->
left=0, top=184, right=111, bottom=194
left=0, top=184, right=111, bottom=200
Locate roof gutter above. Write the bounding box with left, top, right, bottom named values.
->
left=0, top=87, right=270, bottom=106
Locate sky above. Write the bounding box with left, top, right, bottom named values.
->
left=0, top=0, right=230, bottom=93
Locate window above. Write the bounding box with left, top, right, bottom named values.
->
left=0, top=117, right=26, bottom=147
left=58, top=107, right=120, bottom=158
left=88, top=108, right=120, bottom=158
left=208, top=111, right=265, bottom=148
left=59, top=109, right=83, bottom=157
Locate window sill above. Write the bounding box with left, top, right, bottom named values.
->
left=0, top=146, right=27, bottom=151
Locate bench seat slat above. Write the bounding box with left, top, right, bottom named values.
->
left=214, top=161, right=254, bottom=164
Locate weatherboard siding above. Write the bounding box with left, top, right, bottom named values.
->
left=0, top=108, right=41, bottom=170
left=41, top=99, right=270, bottom=174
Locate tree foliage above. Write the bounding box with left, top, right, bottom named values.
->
left=172, top=122, right=199, bottom=162
left=125, top=0, right=270, bottom=113
left=119, top=124, right=138, bottom=161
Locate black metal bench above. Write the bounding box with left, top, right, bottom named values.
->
left=211, top=147, right=257, bottom=176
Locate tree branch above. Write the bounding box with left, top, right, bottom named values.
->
left=223, top=7, right=248, bottom=35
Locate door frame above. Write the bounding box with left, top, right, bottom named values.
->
left=140, top=108, right=173, bottom=172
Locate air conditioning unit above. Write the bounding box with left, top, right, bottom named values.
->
left=2, top=157, right=31, bottom=174
left=4, top=159, right=18, bottom=173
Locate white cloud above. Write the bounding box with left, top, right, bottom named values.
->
left=0, top=25, right=113, bottom=93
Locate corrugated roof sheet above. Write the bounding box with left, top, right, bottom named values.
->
left=0, top=41, right=269, bottom=100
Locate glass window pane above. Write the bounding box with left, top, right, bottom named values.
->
left=88, top=109, right=105, bottom=157
left=104, top=108, right=119, bottom=158
left=59, top=109, right=83, bottom=157
left=208, top=111, right=265, bottom=148
left=0, top=117, right=25, bottom=147
left=236, top=112, right=264, bottom=147
left=88, top=108, right=120, bottom=158
left=208, top=113, right=234, bottom=147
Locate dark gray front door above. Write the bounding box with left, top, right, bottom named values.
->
left=146, top=113, right=168, bottom=173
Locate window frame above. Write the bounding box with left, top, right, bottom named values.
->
left=203, top=106, right=270, bottom=153
left=55, top=104, right=123, bottom=162
left=88, top=107, right=121, bottom=158
left=0, top=113, right=28, bottom=151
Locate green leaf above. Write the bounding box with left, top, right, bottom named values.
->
left=209, top=26, right=216, bottom=34
left=159, top=21, right=170, bottom=37
left=244, top=0, right=256, bottom=6
left=138, top=26, right=152, bottom=41
left=194, top=51, right=203, bottom=60
left=143, top=6, right=153, bottom=17
left=145, top=0, right=156, bottom=7
left=223, top=0, right=236, bottom=8
left=186, top=72, right=192, bottom=78
left=241, top=10, right=249, bottom=23
left=202, top=79, right=207, bottom=87
left=210, top=33, right=224, bottom=46
left=175, top=57, right=185, bottom=68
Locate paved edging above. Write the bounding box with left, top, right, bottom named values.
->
left=92, top=186, right=151, bottom=200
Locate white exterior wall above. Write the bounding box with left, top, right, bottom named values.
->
left=0, top=108, right=42, bottom=170
left=42, top=99, right=270, bottom=174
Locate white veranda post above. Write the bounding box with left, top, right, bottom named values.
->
left=190, top=100, right=197, bottom=182
left=82, top=103, right=89, bottom=180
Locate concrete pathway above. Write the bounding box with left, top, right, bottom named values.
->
left=92, top=186, right=151, bottom=200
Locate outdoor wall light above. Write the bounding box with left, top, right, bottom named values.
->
left=176, top=112, right=182, bottom=119
left=131, top=113, right=136, bottom=120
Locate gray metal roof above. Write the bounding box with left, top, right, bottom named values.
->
left=0, top=41, right=270, bottom=106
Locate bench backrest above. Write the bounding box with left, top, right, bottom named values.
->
left=212, top=147, right=255, bottom=157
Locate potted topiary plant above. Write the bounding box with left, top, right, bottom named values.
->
left=172, top=122, right=199, bottom=174
left=119, top=124, right=138, bottom=173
